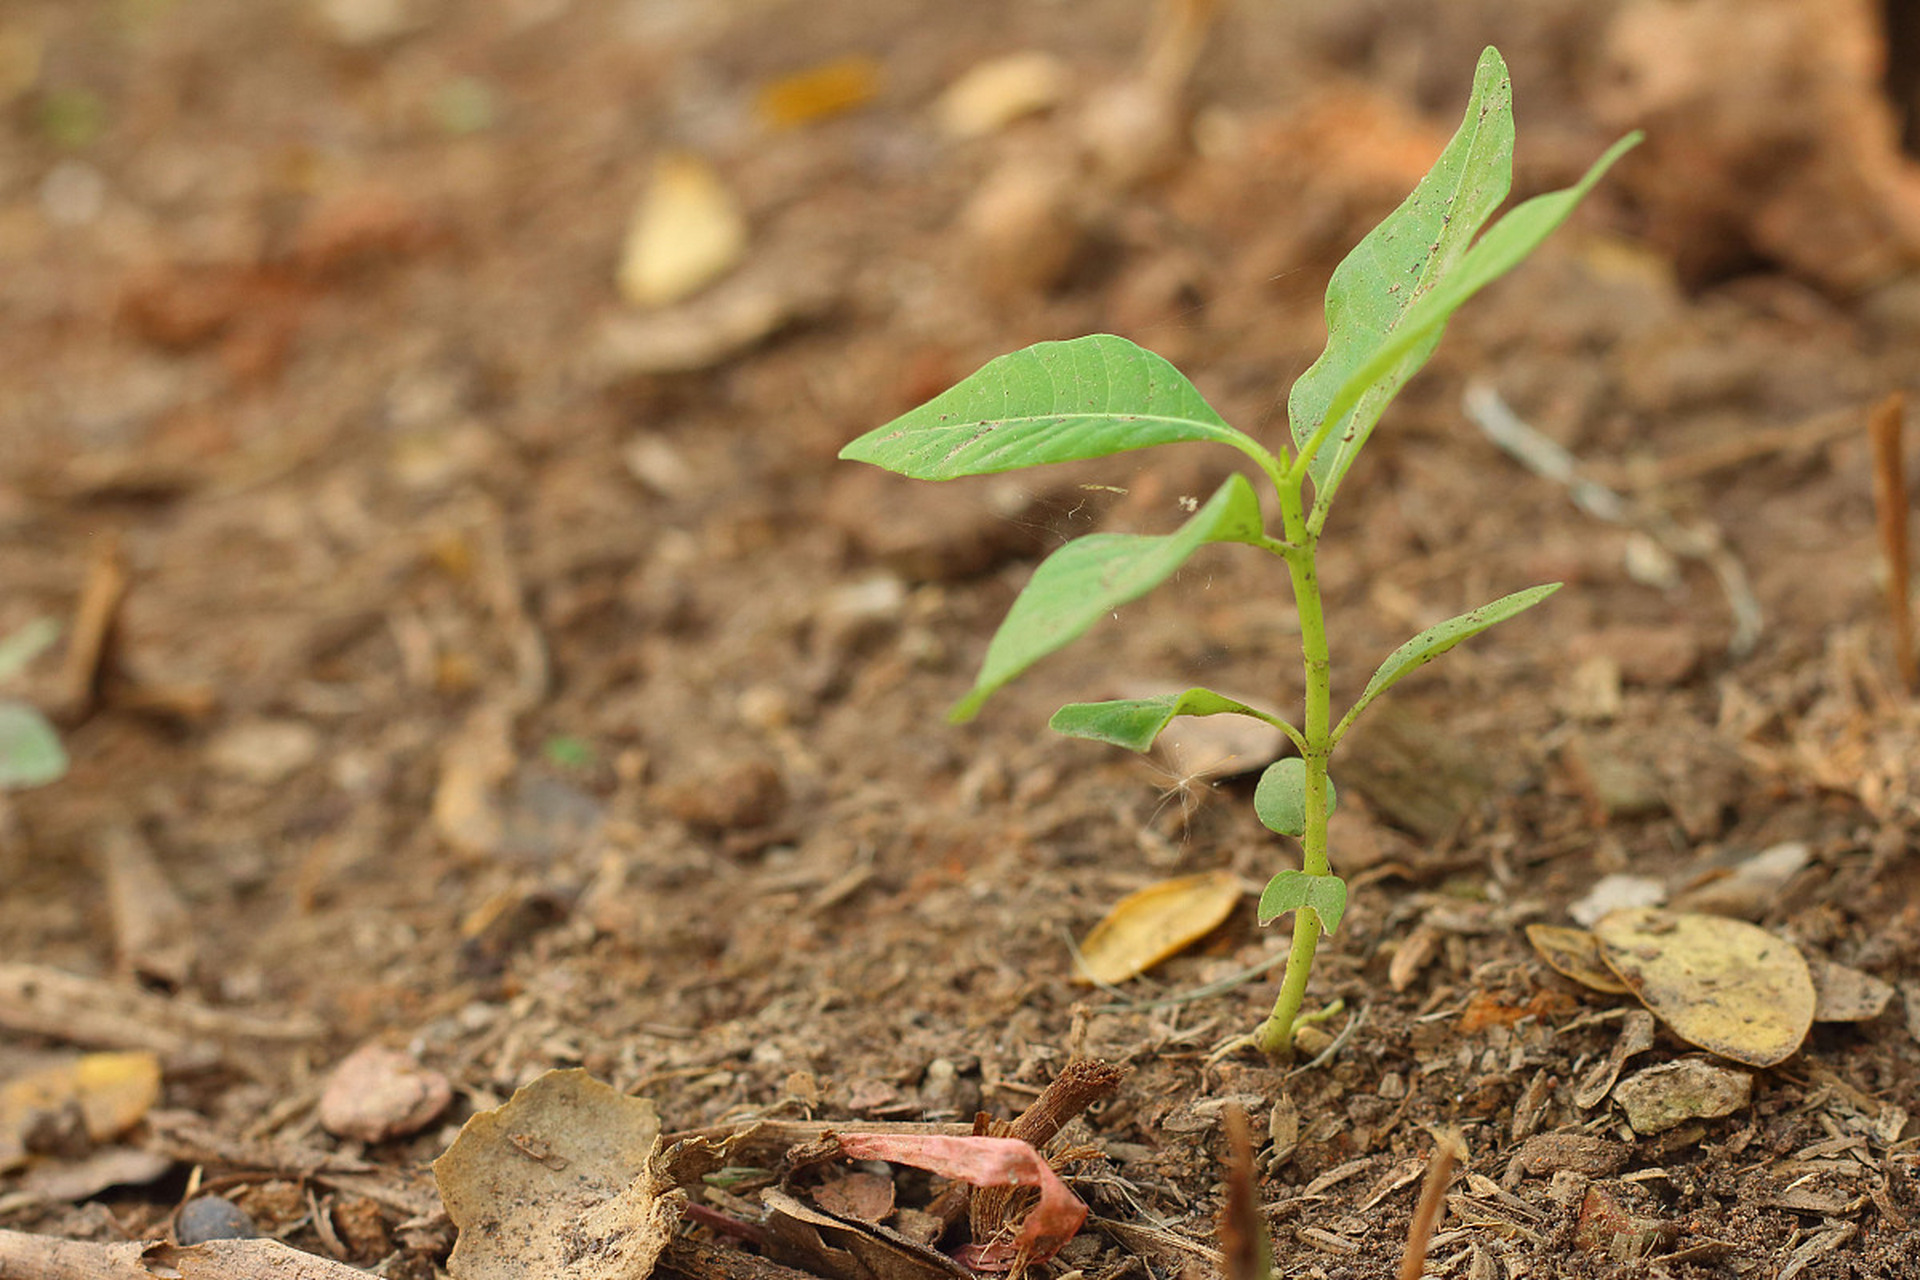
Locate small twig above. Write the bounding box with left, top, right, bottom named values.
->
left=1869, top=392, right=1914, bottom=691
left=1218, top=1105, right=1272, bottom=1280
left=57, top=532, right=128, bottom=718
left=1398, top=1130, right=1465, bottom=1280
left=1092, top=945, right=1292, bottom=1013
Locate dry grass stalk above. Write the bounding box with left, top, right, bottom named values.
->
left=1399, top=1129, right=1465, bottom=1280
left=1219, top=1104, right=1272, bottom=1280
left=1869, top=392, right=1914, bottom=690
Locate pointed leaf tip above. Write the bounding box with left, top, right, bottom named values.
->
left=950, top=474, right=1269, bottom=720
left=840, top=334, right=1260, bottom=478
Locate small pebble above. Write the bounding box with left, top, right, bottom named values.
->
left=175, top=1195, right=257, bottom=1244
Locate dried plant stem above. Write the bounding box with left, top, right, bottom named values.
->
left=1869, top=392, right=1914, bottom=691
left=1219, top=1105, right=1272, bottom=1280
left=1399, top=1130, right=1464, bottom=1280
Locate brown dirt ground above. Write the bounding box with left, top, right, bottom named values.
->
left=7, top=1, right=1920, bottom=1277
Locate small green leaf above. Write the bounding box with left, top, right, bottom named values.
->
left=1049, top=688, right=1297, bottom=753
left=1253, top=758, right=1337, bottom=837
left=839, top=334, right=1269, bottom=479
left=1289, top=46, right=1515, bottom=495
left=1335, top=583, right=1560, bottom=741
left=0, top=619, right=59, bottom=683
left=0, top=702, right=67, bottom=789
left=952, top=474, right=1268, bottom=721
left=1258, top=870, right=1348, bottom=935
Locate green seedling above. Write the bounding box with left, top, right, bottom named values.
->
left=0, top=618, right=67, bottom=790
left=842, top=48, right=1637, bottom=1059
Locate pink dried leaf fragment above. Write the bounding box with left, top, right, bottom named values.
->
left=836, top=1133, right=1088, bottom=1270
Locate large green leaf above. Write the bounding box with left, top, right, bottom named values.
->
left=1258, top=870, right=1348, bottom=935
left=0, top=702, right=67, bottom=789
left=1306, top=133, right=1638, bottom=531
left=1288, top=46, right=1514, bottom=494
left=952, top=474, right=1268, bottom=721
left=1334, top=583, right=1560, bottom=741
left=1049, top=688, right=1299, bottom=753
left=839, top=334, right=1265, bottom=479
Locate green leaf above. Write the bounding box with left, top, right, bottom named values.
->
left=1335, top=583, right=1561, bottom=741
left=952, top=474, right=1268, bottom=722
left=839, top=334, right=1268, bottom=479
left=1289, top=46, right=1514, bottom=494
left=1258, top=870, right=1348, bottom=935
left=1253, top=758, right=1337, bottom=837
left=1049, top=688, right=1297, bottom=753
left=0, top=619, right=58, bottom=683
left=1290, top=45, right=1641, bottom=527
left=0, top=702, right=67, bottom=789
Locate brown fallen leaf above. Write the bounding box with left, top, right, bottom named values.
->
left=762, top=1186, right=970, bottom=1280
left=1593, top=908, right=1815, bottom=1067
left=1807, top=955, right=1895, bottom=1023
left=1074, top=869, right=1241, bottom=985
left=433, top=1069, right=680, bottom=1280
left=1611, top=1058, right=1754, bottom=1135
left=318, top=1044, right=451, bottom=1144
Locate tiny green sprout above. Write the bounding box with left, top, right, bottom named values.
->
left=0, top=618, right=67, bottom=791
left=840, top=48, right=1638, bottom=1060
left=542, top=734, right=597, bottom=770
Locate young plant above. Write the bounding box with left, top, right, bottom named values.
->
left=0, top=619, right=66, bottom=791
left=841, top=48, right=1637, bottom=1059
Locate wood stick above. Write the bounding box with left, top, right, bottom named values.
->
left=0, top=1229, right=371, bottom=1280
left=1869, top=392, right=1914, bottom=691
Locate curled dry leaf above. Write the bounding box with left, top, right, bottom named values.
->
left=433, top=1068, right=679, bottom=1280
left=1807, top=956, right=1895, bottom=1023
left=1525, top=923, right=1630, bottom=995
left=1073, top=869, right=1241, bottom=985
left=835, top=1133, right=1088, bottom=1269
left=1593, top=908, right=1814, bottom=1068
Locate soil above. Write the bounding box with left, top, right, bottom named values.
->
left=7, top=2, right=1920, bottom=1278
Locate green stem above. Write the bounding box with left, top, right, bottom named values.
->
left=1254, top=487, right=1334, bottom=1060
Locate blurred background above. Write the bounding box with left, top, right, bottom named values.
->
left=4, top=0, right=1920, bottom=1269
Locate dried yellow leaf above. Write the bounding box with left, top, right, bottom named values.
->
left=617, top=154, right=747, bottom=309
left=1074, top=869, right=1241, bottom=986
left=1525, top=923, right=1630, bottom=995
left=935, top=51, right=1067, bottom=139
left=1593, top=908, right=1814, bottom=1068
left=0, top=1050, right=162, bottom=1171
left=756, top=55, right=880, bottom=130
